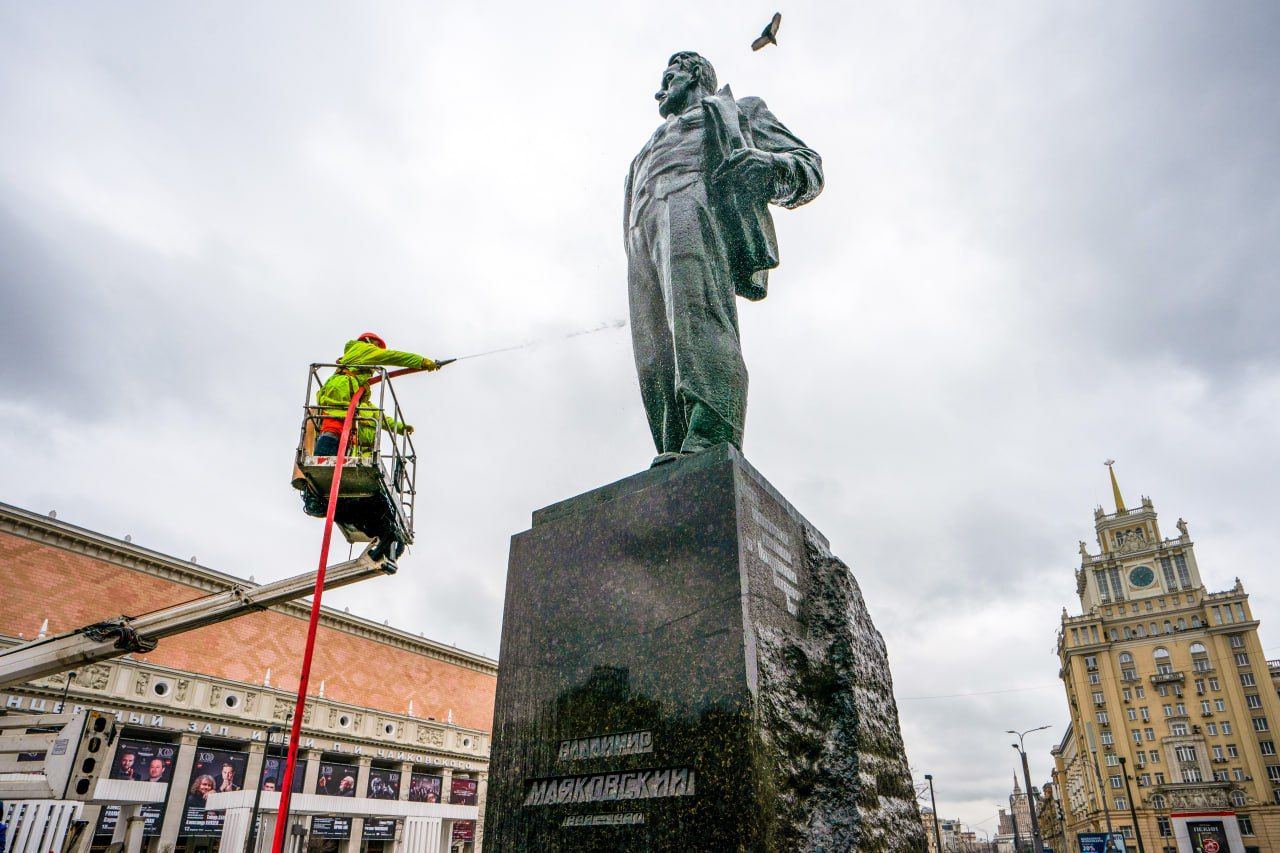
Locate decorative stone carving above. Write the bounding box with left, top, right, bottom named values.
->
left=1114, top=526, right=1148, bottom=554
left=272, top=699, right=291, bottom=722
left=209, top=685, right=223, bottom=707
left=175, top=679, right=190, bottom=702
left=244, top=691, right=257, bottom=712
left=302, top=703, right=313, bottom=724
left=1075, top=569, right=1087, bottom=596
left=77, top=664, right=111, bottom=690
left=417, top=726, right=445, bottom=747
left=134, top=672, right=151, bottom=696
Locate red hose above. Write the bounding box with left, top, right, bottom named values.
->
left=269, top=365, right=425, bottom=853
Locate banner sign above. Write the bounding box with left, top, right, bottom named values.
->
left=261, top=754, right=305, bottom=793
left=451, top=820, right=475, bottom=842
left=316, top=760, right=359, bottom=797
left=1078, top=834, right=1127, bottom=853
left=366, top=768, right=401, bottom=800
left=450, top=777, right=479, bottom=806
left=408, top=772, right=443, bottom=803
left=309, top=817, right=351, bottom=839
left=362, top=818, right=397, bottom=840
left=1186, top=821, right=1229, bottom=853
left=95, top=739, right=176, bottom=837
left=181, top=748, right=249, bottom=835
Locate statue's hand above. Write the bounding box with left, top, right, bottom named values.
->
left=711, top=148, right=777, bottom=195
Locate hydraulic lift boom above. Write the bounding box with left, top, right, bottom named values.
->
left=0, top=549, right=391, bottom=689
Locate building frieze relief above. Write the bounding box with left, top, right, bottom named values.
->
left=5, top=654, right=489, bottom=765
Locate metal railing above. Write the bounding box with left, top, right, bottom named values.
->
left=296, top=363, right=418, bottom=540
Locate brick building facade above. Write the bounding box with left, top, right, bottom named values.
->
left=0, top=501, right=497, bottom=852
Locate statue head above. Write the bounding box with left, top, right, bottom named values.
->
left=656, top=51, right=717, bottom=117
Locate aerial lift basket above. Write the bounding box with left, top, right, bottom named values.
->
left=291, top=363, right=417, bottom=545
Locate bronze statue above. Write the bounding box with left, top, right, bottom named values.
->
left=625, top=51, right=823, bottom=466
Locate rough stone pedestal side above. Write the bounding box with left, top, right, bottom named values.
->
left=484, top=444, right=925, bottom=851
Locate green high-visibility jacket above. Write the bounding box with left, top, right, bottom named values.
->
left=316, top=340, right=425, bottom=452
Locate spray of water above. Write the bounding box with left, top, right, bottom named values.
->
left=450, top=319, right=627, bottom=362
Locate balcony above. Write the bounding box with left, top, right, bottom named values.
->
left=1151, top=671, right=1186, bottom=685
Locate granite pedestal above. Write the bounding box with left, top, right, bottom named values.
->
left=483, top=445, right=925, bottom=851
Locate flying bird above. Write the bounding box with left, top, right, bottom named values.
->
left=752, top=12, right=782, bottom=51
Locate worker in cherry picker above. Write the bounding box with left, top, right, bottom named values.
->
left=302, top=332, right=442, bottom=566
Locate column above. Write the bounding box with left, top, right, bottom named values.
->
left=218, top=807, right=254, bottom=853
left=346, top=756, right=372, bottom=853
left=473, top=771, right=487, bottom=852
left=303, top=749, right=323, bottom=793
left=123, top=809, right=146, bottom=853
left=398, top=762, right=413, bottom=801
left=245, top=742, right=267, bottom=790
left=158, top=733, right=201, bottom=847
left=396, top=817, right=442, bottom=853
left=439, top=769, right=453, bottom=804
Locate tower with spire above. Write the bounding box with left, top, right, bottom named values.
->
left=1052, top=463, right=1280, bottom=845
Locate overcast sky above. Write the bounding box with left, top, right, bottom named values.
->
left=2, top=0, right=1278, bottom=832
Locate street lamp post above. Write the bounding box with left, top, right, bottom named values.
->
left=1117, top=757, right=1147, bottom=853
left=925, top=774, right=945, bottom=853
left=1008, top=726, right=1051, bottom=853
left=246, top=724, right=283, bottom=853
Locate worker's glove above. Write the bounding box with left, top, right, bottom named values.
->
left=403, top=425, right=415, bottom=435
left=422, top=357, right=441, bottom=371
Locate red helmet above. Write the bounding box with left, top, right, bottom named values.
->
left=357, top=331, right=386, bottom=348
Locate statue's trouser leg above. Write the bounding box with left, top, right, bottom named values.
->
left=628, top=201, right=685, bottom=454
left=663, top=186, right=747, bottom=453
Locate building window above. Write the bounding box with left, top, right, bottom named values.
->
left=1106, top=753, right=1120, bottom=766
left=1128, top=708, right=1138, bottom=721
left=1098, top=711, right=1110, bottom=724
left=1175, top=745, right=1197, bottom=763
left=1157, top=815, right=1172, bottom=836
left=1094, top=691, right=1105, bottom=705
left=1145, top=728, right=1155, bottom=742
left=1261, top=741, right=1276, bottom=756
left=1202, top=700, right=1213, bottom=715
left=1232, top=791, right=1247, bottom=808
left=1237, top=652, right=1251, bottom=667
left=1101, top=731, right=1114, bottom=746
left=1183, top=767, right=1202, bottom=783
left=1247, top=694, right=1262, bottom=709
left=1230, top=634, right=1246, bottom=649
left=1254, top=717, right=1270, bottom=732
left=1268, top=766, right=1280, bottom=783
left=1242, top=673, right=1256, bottom=687
left=1090, top=673, right=1101, bottom=684
left=1174, top=554, right=1191, bottom=587
left=1207, top=723, right=1218, bottom=735
left=1238, top=815, right=1254, bottom=835
left=1132, top=730, right=1144, bottom=745
left=1171, top=723, right=1189, bottom=736
left=1213, top=746, right=1224, bottom=760
left=1228, top=744, right=1239, bottom=758
left=1150, top=750, right=1160, bottom=763
left=1236, top=603, right=1247, bottom=621
left=1163, top=704, right=1173, bottom=717
left=1216, top=699, right=1227, bottom=712
left=1141, top=707, right=1151, bottom=722
left=1209, top=678, right=1220, bottom=691
left=1136, top=685, right=1146, bottom=698
left=1223, top=722, right=1233, bottom=734
left=1110, top=774, right=1122, bottom=789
